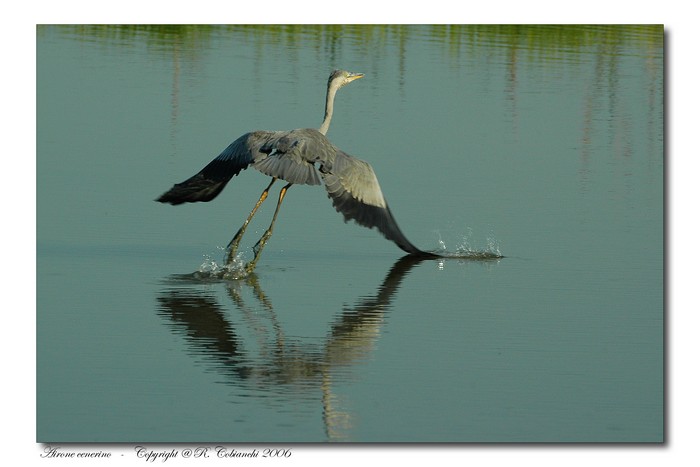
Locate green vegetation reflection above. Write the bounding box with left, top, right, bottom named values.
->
left=38, top=24, right=663, bottom=59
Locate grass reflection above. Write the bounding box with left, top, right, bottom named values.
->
left=38, top=24, right=663, bottom=59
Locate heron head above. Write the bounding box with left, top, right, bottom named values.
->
left=328, top=69, right=364, bottom=90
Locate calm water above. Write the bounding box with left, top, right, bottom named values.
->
left=37, top=25, right=663, bottom=443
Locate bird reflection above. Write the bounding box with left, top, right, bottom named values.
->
left=156, top=255, right=431, bottom=441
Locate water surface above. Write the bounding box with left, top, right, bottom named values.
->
left=37, top=25, right=663, bottom=442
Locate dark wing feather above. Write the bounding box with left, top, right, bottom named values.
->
left=320, top=150, right=429, bottom=256
left=156, top=132, right=265, bottom=205
left=157, top=129, right=323, bottom=205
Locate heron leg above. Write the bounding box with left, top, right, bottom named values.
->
left=244, top=183, right=293, bottom=274
left=224, top=177, right=277, bottom=265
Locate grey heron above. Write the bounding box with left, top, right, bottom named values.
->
left=157, top=70, right=436, bottom=272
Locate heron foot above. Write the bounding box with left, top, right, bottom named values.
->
left=222, top=178, right=277, bottom=267
left=243, top=228, right=274, bottom=274
left=241, top=182, right=292, bottom=273
left=224, top=225, right=247, bottom=265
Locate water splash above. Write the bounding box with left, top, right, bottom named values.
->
left=431, top=229, right=503, bottom=260
left=193, top=251, right=250, bottom=280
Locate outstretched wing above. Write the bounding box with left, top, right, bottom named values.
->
left=157, top=131, right=264, bottom=205
left=319, top=149, right=429, bottom=256
left=157, top=129, right=322, bottom=205
left=158, top=127, right=431, bottom=257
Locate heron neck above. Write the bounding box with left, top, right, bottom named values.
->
left=319, top=86, right=337, bottom=135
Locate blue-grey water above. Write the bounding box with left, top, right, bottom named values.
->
left=37, top=25, right=663, bottom=443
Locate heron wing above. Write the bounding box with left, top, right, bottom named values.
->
left=157, top=130, right=321, bottom=205
left=320, top=150, right=424, bottom=255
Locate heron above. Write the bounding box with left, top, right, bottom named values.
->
left=157, top=70, right=436, bottom=273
